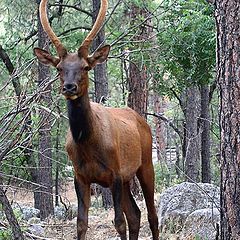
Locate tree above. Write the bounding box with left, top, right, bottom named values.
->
left=124, top=0, right=154, bottom=196
left=92, top=0, right=108, bottom=103
left=92, top=0, right=113, bottom=209
left=34, top=0, right=54, bottom=219
left=200, top=84, right=211, bottom=183
left=153, top=92, right=166, bottom=162
left=156, top=0, right=215, bottom=182
left=126, top=1, right=152, bottom=119
left=183, top=86, right=201, bottom=182
left=215, top=0, right=240, bottom=238
left=0, top=188, right=24, bottom=239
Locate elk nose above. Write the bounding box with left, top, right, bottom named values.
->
left=62, top=83, right=78, bottom=94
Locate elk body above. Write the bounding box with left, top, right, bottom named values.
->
left=34, top=0, right=159, bottom=239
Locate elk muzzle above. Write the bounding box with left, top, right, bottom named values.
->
left=62, top=83, right=79, bottom=100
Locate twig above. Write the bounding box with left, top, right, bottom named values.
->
left=50, top=3, right=92, bottom=17
left=145, top=112, right=183, bottom=140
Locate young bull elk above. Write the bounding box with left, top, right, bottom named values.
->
left=34, top=0, right=159, bottom=239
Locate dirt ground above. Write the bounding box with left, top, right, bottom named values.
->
left=6, top=180, right=164, bottom=240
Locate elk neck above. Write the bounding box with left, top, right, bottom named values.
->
left=67, top=94, right=93, bottom=143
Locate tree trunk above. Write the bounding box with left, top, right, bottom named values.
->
left=92, top=0, right=113, bottom=209
left=126, top=2, right=153, bottom=198
left=128, top=63, right=148, bottom=118
left=0, top=186, right=24, bottom=239
left=215, top=0, right=240, bottom=239
left=153, top=94, right=166, bottom=163
left=92, top=0, right=108, bottom=103
left=183, top=86, right=200, bottom=182
left=55, top=114, right=61, bottom=207
left=127, top=4, right=151, bottom=119
left=200, top=85, right=211, bottom=183
left=35, top=0, right=54, bottom=219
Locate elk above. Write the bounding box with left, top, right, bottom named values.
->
left=34, top=0, right=159, bottom=239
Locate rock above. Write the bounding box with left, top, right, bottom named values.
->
left=54, top=205, right=66, bottom=220
left=157, top=182, right=220, bottom=233
left=28, top=224, right=45, bottom=236
left=54, top=204, right=78, bottom=220
left=180, top=208, right=220, bottom=240
left=12, top=205, right=40, bottom=220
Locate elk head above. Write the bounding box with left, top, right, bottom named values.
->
left=34, top=0, right=110, bottom=100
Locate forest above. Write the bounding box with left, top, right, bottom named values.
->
left=0, top=0, right=239, bottom=239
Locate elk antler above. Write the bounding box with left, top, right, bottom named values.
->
left=39, top=0, right=67, bottom=57
left=79, top=0, right=108, bottom=55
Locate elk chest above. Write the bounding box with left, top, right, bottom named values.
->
left=66, top=138, right=117, bottom=187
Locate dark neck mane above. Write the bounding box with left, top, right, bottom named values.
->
left=67, top=95, right=93, bottom=143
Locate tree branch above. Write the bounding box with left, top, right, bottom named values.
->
left=145, top=112, right=183, bottom=140
left=0, top=45, right=14, bottom=74
left=170, top=87, right=184, bottom=109
left=50, top=3, right=92, bottom=17
left=0, top=186, right=24, bottom=239
left=0, top=45, right=21, bottom=97
left=58, top=26, right=91, bottom=37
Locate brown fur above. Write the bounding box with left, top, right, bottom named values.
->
left=34, top=1, right=159, bottom=239
left=66, top=103, right=151, bottom=184
left=34, top=46, right=159, bottom=240
left=61, top=96, right=159, bottom=240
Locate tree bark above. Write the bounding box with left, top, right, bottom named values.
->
left=128, top=62, right=148, bottom=119
left=35, top=0, right=54, bottom=219
left=215, top=0, right=240, bottom=239
left=127, top=4, right=151, bottom=119
left=125, top=2, right=153, bottom=197
left=92, top=0, right=108, bottom=103
left=200, top=85, right=211, bottom=183
left=55, top=114, right=61, bottom=207
left=92, top=0, right=113, bottom=209
left=153, top=94, right=166, bottom=162
left=0, top=186, right=24, bottom=239
left=183, top=86, right=200, bottom=182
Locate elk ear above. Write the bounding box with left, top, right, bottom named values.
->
left=88, top=45, right=110, bottom=68
left=34, top=48, right=60, bottom=67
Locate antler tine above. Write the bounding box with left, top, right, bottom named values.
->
left=79, top=0, right=108, bottom=55
left=39, top=0, right=67, bottom=57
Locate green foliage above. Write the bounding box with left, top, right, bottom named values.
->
left=155, top=0, right=215, bottom=97
left=0, top=229, right=12, bottom=240
left=194, top=234, right=204, bottom=240
left=154, top=163, right=182, bottom=192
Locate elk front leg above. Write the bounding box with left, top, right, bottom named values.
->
left=74, top=176, right=90, bottom=240
left=111, top=176, right=127, bottom=240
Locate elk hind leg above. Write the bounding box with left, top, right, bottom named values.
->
left=122, top=182, right=141, bottom=240
left=137, top=165, right=159, bottom=240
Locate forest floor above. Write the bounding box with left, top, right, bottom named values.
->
left=6, top=180, right=177, bottom=240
